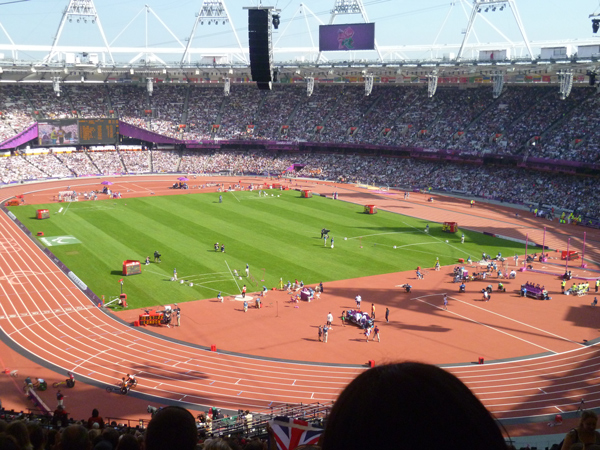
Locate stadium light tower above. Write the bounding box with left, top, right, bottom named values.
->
left=306, top=76, right=315, bottom=97
left=492, top=72, right=504, bottom=99
left=52, top=77, right=61, bottom=97
left=45, top=0, right=114, bottom=65
left=590, top=4, right=600, bottom=33
left=558, top=70, right=574, bottom=100
left=427, top=72, right=438, bottom=98
left=457, top=0, right=533, bottom=61
left=364, top=73, right=373, bottom=96
left=146, top=78, right=153, bottom=97
left=181, top=1, right=246, bottom=65
left=319, top=0, right=382, bottom=62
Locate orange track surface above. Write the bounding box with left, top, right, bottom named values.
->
left=1, top=175, right=599, bottom=439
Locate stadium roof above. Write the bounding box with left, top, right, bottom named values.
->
left=0, top=0, right=598, bottom=83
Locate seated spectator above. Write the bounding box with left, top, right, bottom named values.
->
left=87, top=408, right=105, bottom=430
left=52, top=405, right=69, bottom=429
left=560, top=410, right=600, bottom=450
left=204, top=438, right=233, bottom=450
left=145, top=406, right=197, bottom=450
left=27, top=421, right=46, bottom=450
left=99, top=428, right=120, bottom=450
left=60, top=424, right=90, bottom=450
left=115, top=433, right=140, bottom=450
left=0, top=434, right=19, bottom=450
left=6, top=420, right=32, bottom=450
left=320, top=362, right=506, bottom=450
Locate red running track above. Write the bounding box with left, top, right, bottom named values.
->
left=0, top=177, right=599, bottom=422
left=0, top=208, right=364, bottom=409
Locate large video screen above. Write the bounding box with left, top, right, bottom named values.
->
left=38, top=119, right=79, bottom=146
left=78, top=119, right=118, bottom=145
left=319, top=23, right=375, bottom=52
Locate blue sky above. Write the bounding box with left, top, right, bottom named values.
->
left=0, top=0, right=598, bottom=61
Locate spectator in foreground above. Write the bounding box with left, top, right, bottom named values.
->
left=320, top=362, right=507, bottom=450
left=0, top=434, right=19, bottom=450
left=27, top=421, right=46, bottom=450
left=560, top=410, right=600, bottom=450
left=145, top=406, right=197, bottom=450
left=116, top=433, right=141, bottom=450
left=6, top=420, right=32, bottom=450
left=60, top=424, right=90, bottom=450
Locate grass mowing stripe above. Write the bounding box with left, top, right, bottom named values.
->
left=10, top=190, right=528, bottom=308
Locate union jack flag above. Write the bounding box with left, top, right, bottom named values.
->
left=269, top=416, right=323, bottom=450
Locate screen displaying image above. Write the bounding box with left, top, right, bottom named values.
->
left=319, top=23, right=375, bottom=52
left=38, top=120, right=79, bottom=146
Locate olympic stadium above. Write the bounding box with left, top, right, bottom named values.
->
left=1, top=1, right=600, bottom=449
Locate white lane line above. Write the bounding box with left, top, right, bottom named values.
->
left=62, top=200, right=73, bottom=215
left=72, top=350, right=108, bottom=370
left=130, top=184, right=151, bottom=191
left=453, top=297, right=585, bottom=347
left=225, top=260, right=242, bottom=294
left=412, top=296, right=555, bottom=353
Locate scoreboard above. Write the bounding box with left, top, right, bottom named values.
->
left=78, top=119, right=118, bottom=144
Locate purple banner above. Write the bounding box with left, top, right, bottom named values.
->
left=526, top=157, right=583, bottom=168
left=118, top=121, right=180, bottom=144
left=319, top=23, right=375, bottom=51
left=0, top=123, right=38, bottom=150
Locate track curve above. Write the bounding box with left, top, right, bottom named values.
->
left=1, top=175, right=599, bottom=422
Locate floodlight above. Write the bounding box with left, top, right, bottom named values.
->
left=593, top=19, right=600, bottom=34
left=272, top=14, right=280, bottom=29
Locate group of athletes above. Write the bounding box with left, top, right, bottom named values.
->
left=118, top=373, right=138, bottom=394
left=23, top=371, right=138, bottom=396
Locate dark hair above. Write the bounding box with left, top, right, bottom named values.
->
left=60, top=424, right=90, bottom=450
left=145, top=406, right=197, bottom=450
left=321, top=362, right=506, bottom=450
left=116, top=433, right=140, bottom=450
left=27, top=421, right=46, bottom=450
left=6, top=420, right=31, bottom=450
left=0, top=433, right=19, bottom=450
left=579, top=410, right=598, bottom=427
left=92, top=409, right=99, bottom=418
left=101, top=427, right=120, bottom=449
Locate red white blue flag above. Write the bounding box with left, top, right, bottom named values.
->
left=269, top=416, right=323, bottom=450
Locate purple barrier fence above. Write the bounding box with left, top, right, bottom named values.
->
left=0, top=123, right=38, bottom=150
left=118, top=121, right=180, bottom=144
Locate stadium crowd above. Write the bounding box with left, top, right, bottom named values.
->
left=0, top=82, right=598, bottom=221
left=3, top=83, right=600, bottom=162
left=0, top=407, right=271, bottom=450
left=1, top=362, right=574, bottom=449
left=0, top=149, right=599, bottom=220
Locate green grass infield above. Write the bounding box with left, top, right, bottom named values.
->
left=9, top=190, right=527, bottom=309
